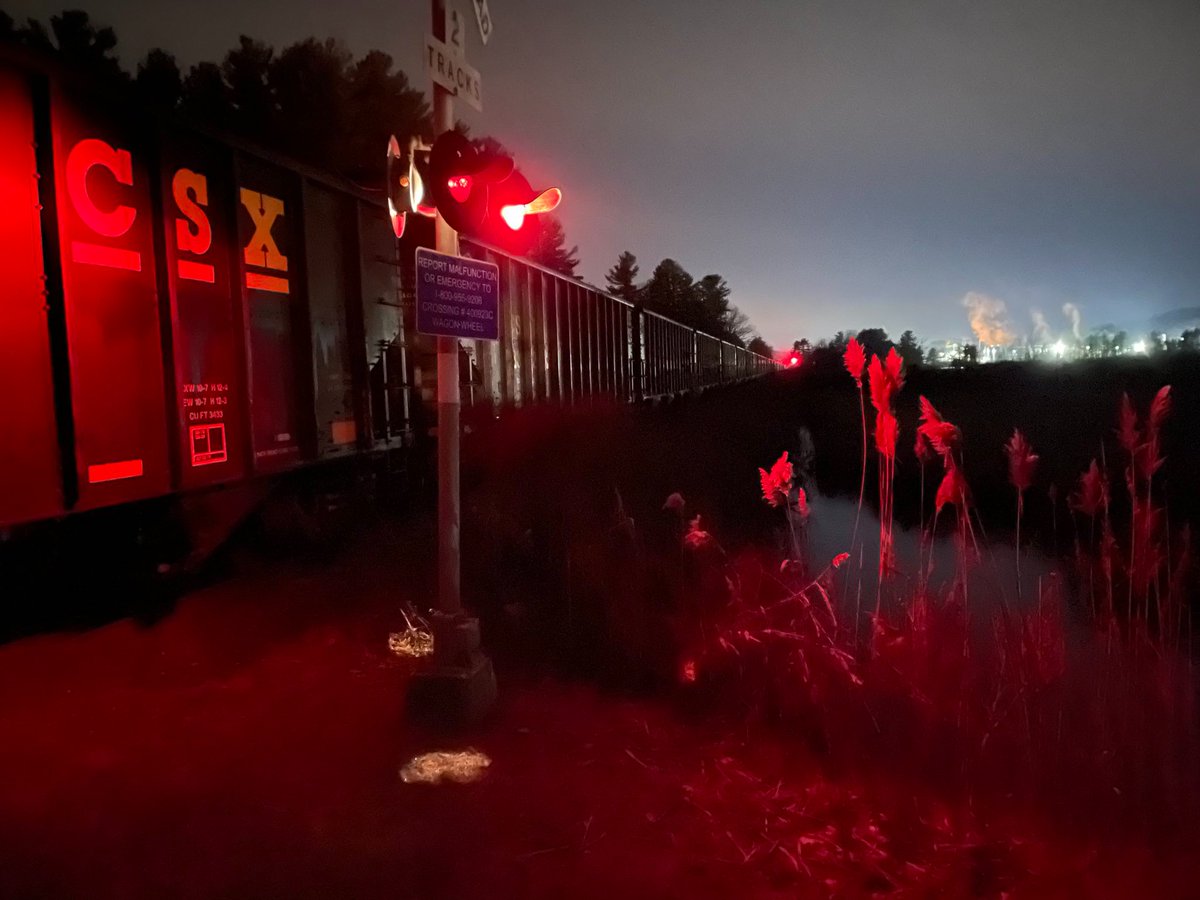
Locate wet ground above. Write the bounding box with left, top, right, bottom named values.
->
left=0, top=515, right=1194, bottom=899
left=0, top=517, right=757, bottom=899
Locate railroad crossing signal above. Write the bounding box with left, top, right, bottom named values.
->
left=401, top=129, right=562, bottom=252
left=425, top=130, right=512, bottom=237
left=486, top=169, right=562, bottom=254
left=386, top=135, right=437, bottom=238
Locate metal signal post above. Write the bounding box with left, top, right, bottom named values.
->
left=409, top=0, right=497, bottom=725
left=432, top=0, right=461, bottom=619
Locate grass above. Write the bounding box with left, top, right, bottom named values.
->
left=460, top=355, right=1200, bottom=894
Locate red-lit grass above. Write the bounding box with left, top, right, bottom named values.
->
left=670, top=382, right=1199, bottom=855
left=456, top=373, right=1198, bottom=889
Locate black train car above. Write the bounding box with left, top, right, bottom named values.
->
left=0, top=49, right=777, bottom=533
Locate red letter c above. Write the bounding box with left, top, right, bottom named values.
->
left=66, top=138, right=136, bottom=238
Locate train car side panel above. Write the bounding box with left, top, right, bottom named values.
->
left=0, top=69, right=63, bottom=525
left=51, top=86, right=171, bottom=509
left=235, top=155, right=308, bottom=472
left=159, top=132, right=248, bottom=487
left=303, top=182, right=358, bottom=457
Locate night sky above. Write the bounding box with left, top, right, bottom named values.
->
left=10, top=0, right=1199, bottom=348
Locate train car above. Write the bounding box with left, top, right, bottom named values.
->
left=0, top=49, right=778, bottom=535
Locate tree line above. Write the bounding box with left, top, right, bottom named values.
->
left=0, top=8, right=581, bottom=275
left=2, top=9, right=767, bottom=344
left=787, top=328, right=934, bottom=370
left=603, top=251, right=758, bottom=349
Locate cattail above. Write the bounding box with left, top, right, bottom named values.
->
left=914, top=430, right=933, bottom=464
left=1070, top=459, right=1108, bottom=517
left=662, top=492, right=686, bottom=512
left=918, top=396, right=960, bottom=461
left=885, top=346, right=905, bottom=392
left=795, top=487, right=810, bottom=519
left=874, top=410, right=898, bottom=459
left=1006, top=429, right=1038, bottom=600
left=935, top=467, right=969, bottom=513
left=1138, top=385, right=1173, bottom=481
left=1149, top=385, right=1172, bottom=434
left=867, top=352, right=904, bottom=415
left=1117, top=393, right=1140, bottom=454
left=843, top=336, right=866, bottom=386
left=758, top=452, right=794, bottom=508
left=1005, top=429, right=1038, bottom=493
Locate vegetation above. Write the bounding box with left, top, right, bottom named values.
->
left=460, top=350, right=1200, bottom=894
left=0, top=8, right=592, bottom=275
left=603, top=251, right=758, bottom=347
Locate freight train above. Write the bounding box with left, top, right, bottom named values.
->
left=0, top=51, right=778, bottom=533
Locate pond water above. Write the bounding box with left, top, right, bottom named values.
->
left=796, top=487, right=1060, bottom=622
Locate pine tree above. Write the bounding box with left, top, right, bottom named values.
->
left=604, top=251, right=640, bottom=301
left=529, top=216, right=579, bottom=277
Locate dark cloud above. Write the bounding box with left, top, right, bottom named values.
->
left=10, top=0, right=1199, bottom=344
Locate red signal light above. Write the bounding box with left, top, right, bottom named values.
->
left=499, top=187, right=562, bottom=231
left=447, top=175, right=472, bottom=203
left=499, top=204, right=525, bottom=231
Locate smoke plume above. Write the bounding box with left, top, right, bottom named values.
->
left=1062, top=303, right=1083, bottom=340
left=962, top=292, right=1015, bottom=345
left=1031, top=308, right=1051, bottom=344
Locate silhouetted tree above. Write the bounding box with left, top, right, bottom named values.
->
left=136, top=48, right=182, bottom=112
left=897, top=329, right=922, bottom=368
left=15, top=17, right=53, bottom=51
left=855, top=328, right=893, bottom=361
left=223, top=36, right=275, bottom=143
left=48, top=10, right=127, bottom=85
left=529, top=216, right=579, bottom=277
left=748, top=336, right=773, bottom=358
left=270, top=38, right=351, bottom=171
left=723, top=306, right=752, bottom=346
left=10, top=14, right=592, bottom=276
left=641, top=259, right=696, bottom=324
left=180, top=61, right=232, bottom=128
left=343, top=50, right=429, bottom=180
left=695, top=273, right=731, bottom=335
left=604, top=251, right=640, bottom=301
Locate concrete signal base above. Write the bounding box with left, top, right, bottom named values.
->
left=408, top=613, right=497, bottom=728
